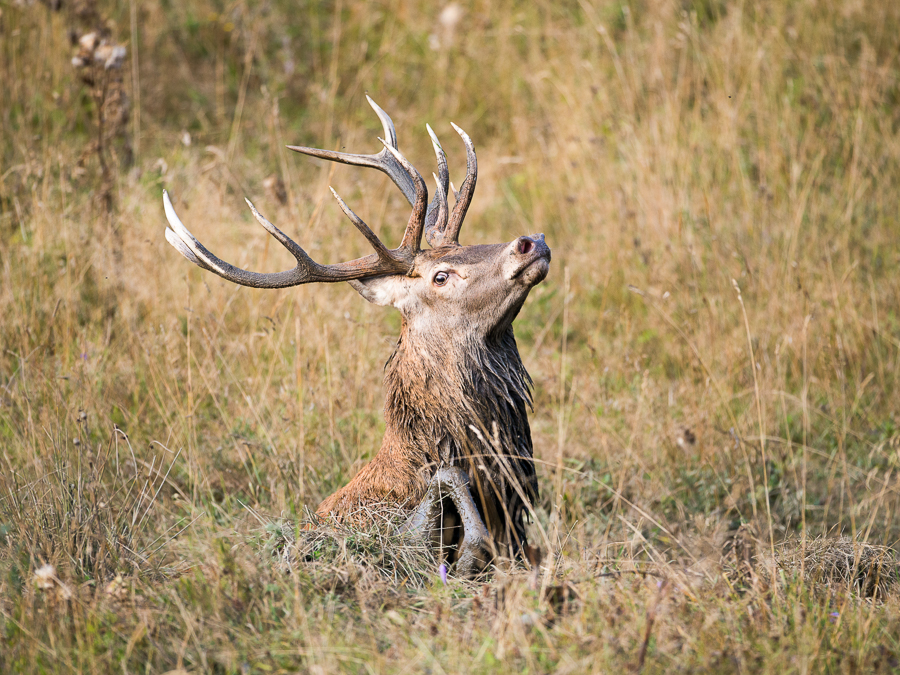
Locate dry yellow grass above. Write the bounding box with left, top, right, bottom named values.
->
left=2, top=0, right=900, bottom=672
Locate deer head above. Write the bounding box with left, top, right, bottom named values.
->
left=163, top=96, right=550, bottom=342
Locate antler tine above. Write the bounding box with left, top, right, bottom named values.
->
left=286, top=95, right=417, bottom=207
left=426, top=172, right=449, bottom=247
left=163, top=190, right=410, bottom=290
left=445, top=122, right=478, bottom=245
left=379, top=139, right=428, bottom=254
left=328, top=186, right=397, bottom=263
left=243, top=198, right=311, bottom=261
left=424, top=124, right=451, bottom=247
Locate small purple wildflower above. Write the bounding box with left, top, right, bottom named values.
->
left=439, top=563, right=448, bottom=585
left=829, top=612, right=840, bottom=623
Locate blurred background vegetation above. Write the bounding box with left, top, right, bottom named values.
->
left=2, top=0, right=900, bottom=672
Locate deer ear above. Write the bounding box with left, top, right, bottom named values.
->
left=348, top=276, right=409, bottom=308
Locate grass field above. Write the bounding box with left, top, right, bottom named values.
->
left=2, top=0, right=900, bottom=672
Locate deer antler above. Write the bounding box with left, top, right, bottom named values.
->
left=164, top=96, right=481, bottom=287
left=287, top=96, right=420, bottom=204
left=288, top=96, right=476, bottom=248
left=423, top=124, right=449, bottom=247
left=422, top=122, right=477, bottom=247
left=162, top=163, right=422, bottom=288
left=444, top=123, right=477, bottom=245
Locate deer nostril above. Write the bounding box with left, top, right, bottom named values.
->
left=517, top=237, right=534, bottom=255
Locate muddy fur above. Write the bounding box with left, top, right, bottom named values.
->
left=315, top=322, right=537, bottom=556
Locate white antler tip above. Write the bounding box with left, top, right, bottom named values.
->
left=244, top=197, right=259, bottom=213
left=328, top=186, right=352, bottom=213
left=451, top=122, right=474, bottom=142
left=366, top=94, right=383, bottom=116
left=162, top=193, right=206, bottom=266
left=162, top=189, right=186, bottom=233
left=243, top=198, right=280, bottom=238
left=426, top=124, right=443, bottom=151
left=165, top=226, right=202, bottom=265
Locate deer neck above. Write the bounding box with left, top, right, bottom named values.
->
left=381, top=321, right=534, bottom=470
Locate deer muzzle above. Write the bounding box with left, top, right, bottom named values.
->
left=508, top=234, right=551, bottom=282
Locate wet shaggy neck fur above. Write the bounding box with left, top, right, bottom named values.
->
left=315, top=321, right=537, bottom=554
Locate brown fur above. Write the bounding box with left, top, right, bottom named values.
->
left=316, top=238, right=549, bottom=555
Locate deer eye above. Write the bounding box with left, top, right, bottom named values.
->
left=433, top=271, right=450, bottom=286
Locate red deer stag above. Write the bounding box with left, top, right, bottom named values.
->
left=163, top=97, right=551, bottom=575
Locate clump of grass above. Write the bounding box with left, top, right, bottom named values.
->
left=773, top=536, right=900, bottom=600
left=0, top=426, right=181, bottom=598
left=261, top=505, right=439, bottom=591
left=721, top=525, right=900, bottom=599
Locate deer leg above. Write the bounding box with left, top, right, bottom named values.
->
left=400, top=466, right=493, bottom=577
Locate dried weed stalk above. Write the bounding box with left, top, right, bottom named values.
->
left=53, top=0, right=132, bottom=214
left=70, top=30, right=130, bottom=214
